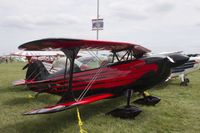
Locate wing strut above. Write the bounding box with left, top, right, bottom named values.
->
left=59, top=48, right=80, bottom=103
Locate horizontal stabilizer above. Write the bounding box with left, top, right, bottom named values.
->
left=13, top=78, right=57, bottom=86
left=12, top=79, right=41, bottom=86
left=24, top=93, right=114, bottom=115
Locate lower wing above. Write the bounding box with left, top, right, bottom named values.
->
left=24, top=93, right=114, bottom=115
left=12, top=79, right=26, bottom=86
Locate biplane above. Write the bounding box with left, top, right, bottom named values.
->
left=14, top=38, right=189, bottom=118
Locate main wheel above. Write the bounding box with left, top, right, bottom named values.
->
left=180, top=81, right=188, bottom=86
left=184, top=78, right=190, bottom=83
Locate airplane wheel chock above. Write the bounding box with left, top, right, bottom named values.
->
left=107, top=89, right=142, bottom=119
left=106, top=106, right=142, bottom=119
left=133, top=92, right=161, bottom=106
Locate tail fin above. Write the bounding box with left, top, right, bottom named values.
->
left=26, top=60, right=49, bottom=81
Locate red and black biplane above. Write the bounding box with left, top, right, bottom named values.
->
left=14, top=38, right=188, bottom=118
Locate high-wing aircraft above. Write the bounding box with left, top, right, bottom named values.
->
left=149, top=51, right=200, bottom=86
left=168, top=54, right=200, bottom=86
left=14, top=38, right=188, bottom=118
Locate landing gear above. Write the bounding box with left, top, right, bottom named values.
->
left=180, top=78, right=189, bottom=86
left=107, top=89, right=142, bottom=119
left=133, top=91, right=161, bottom=106
left=180, top=81, right=187, bottom=86
left=180, top=74, right=189, bottom=86
left=185, top=78, right=190, bottom=83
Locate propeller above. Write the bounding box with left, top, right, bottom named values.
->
left=166, top=56, right=175, bottom=63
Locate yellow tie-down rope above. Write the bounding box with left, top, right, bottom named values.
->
left=75, top=66, right=103, bottom=133
left=76, top=107, right=88, bottom=133
left=27, top=94, right=34, bottom=99
left=143, top=91, right=150, bottom=97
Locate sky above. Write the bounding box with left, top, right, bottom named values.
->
left=0, top=0, right=200, bottom=55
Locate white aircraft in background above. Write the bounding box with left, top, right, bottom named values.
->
left=160, top=51, right=200, bottom=86
left=147, top=51, right=200, bottom=86
left=169, top=54, right=200, bottom=86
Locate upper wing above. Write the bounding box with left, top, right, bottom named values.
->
left=18, top=38, right=151, bottom=54
left=24, top=93, right=114, bottom=115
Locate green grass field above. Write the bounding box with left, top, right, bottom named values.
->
left=0, top=63, right=200, bottom=133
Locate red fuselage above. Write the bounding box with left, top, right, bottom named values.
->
left=27, top=58, right=161, bottom=99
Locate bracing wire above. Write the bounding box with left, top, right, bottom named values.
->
left=76, top=67, right=104, bottom=101
left=75, top=50, right=109, bottom=101
left=87, top=50, right=102, bottom=63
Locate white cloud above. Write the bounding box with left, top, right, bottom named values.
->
left=196, top=23, right=200, bottom=27
left=148, top=2, right=174, bottom=13
left=0, top=14, right=80, bottom=29
left=0, top=0, right=200, bottom=55
left=106, top=1, right=174, bottom=21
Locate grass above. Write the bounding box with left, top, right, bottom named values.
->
left=0, top=62, right=200, bottom=133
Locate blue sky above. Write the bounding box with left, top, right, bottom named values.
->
left=0, top=0, right=200, bottom=55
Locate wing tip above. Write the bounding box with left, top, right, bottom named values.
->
left=12, top=79, right=26, bottom=86
left=23, top=104, right=69, bottom=115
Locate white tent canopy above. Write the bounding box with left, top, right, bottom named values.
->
left=10, top=50, right=65, bottom=57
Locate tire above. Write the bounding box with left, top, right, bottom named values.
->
left=180, top=81, right=188, bottom=86
left=185, top=78, right=190, bottom=83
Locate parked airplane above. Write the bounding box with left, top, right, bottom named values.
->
left=169, top=54, right=200, bottom=86
left=14, top=38, right=188, bottom=118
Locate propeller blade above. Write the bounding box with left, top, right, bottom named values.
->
left=166, top=56, right=175, bottom=63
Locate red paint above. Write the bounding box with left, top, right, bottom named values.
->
left=19, top=38, right=151, bottom=54
left=26, top=60, right=158, bottom=95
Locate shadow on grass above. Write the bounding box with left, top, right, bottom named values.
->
left=0, top=97, right=125, bottom=133
left=2, top=95, right=58, bottom=106
left=152, top=80, right=182, bottom=91
left=0, top=110, right=77, bottom=133
left=0, top=86, right=28, bottom=93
